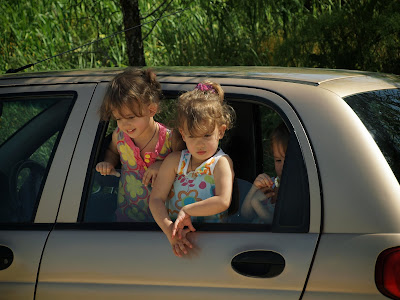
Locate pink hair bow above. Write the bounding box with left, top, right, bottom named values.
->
left=195, top=83, right=216, bottom=93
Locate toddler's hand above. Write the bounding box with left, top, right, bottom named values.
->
left=142, top=161, right=162, bottom=186
left=172, top=209, right=196, bottom=240
left=254, top=173, right=274, bottom=190
left=96, top=161, right=120, bottom=177
left=170, top=228, right=193, bottom=257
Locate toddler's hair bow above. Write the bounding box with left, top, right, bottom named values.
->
left=195, top=83, right=216, bottom=93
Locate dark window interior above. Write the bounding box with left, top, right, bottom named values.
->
left=0, top=93, right=75, bottom=223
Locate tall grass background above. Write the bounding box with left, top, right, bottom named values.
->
left=1, top=0, right=399, bottom=74
left=1, top=0, right=126, bottom=72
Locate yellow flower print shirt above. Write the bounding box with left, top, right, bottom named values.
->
left=167, top=149, right=228, bottom=222
left=116, top=122, right=172, bottom=222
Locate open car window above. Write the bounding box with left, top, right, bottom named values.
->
left=82, top=96, right=310, bottom=233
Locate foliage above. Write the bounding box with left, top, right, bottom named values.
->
left=0, top=99, right=57, bottom=167
left=0, top=0, right=127, bottom=72
left=274, top=0, right=400, bottom=74
left=1, top=0, right=399, bottom=74
left=143, top=0, right=279, bottom=66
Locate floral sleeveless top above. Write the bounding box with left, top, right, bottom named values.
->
left=167, top=149, right=228, bottom=222
left=116, top=122, right=172, bottom=222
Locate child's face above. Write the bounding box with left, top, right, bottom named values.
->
left=112, top=104, right=156, bottom=140
left=272, top=142, right=286, bottom=178
left=180, top=123, right=226, bottom=163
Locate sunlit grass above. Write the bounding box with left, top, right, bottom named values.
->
left=1, top=0, right=399, bottom=74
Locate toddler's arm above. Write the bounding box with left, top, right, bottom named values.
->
left=96, top=129, right=120, bottom=177
left=241, top=173, right=276, bottom=220
left=149, top=152, right=193, bottom=257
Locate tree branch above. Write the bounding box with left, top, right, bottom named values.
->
left=141, top=0, right=170, bottom=20
left=142, top=0, right=174, bottom=41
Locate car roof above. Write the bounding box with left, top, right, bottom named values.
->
left=1, top=66, right=399, bottom=97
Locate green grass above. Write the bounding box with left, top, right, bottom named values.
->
left=1, top=0, right=399, bottom=74
left=1, top=0, right=127, bottom=73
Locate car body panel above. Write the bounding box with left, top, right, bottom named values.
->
left=36, top=231, right=318, bottom=299
left=303, top=233, right=400, bottom=299
left=318, top=75, right=399, bottom=97
left=0, top=231, right=48, bottom=300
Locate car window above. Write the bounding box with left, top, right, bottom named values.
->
left=0, top=94, right=75, bottom=223
left=82, top=97, right=309, bottom=232
left=344, top=88, right=400, bottom=182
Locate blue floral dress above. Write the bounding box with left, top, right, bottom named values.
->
left=167, top=149, right=228, bottom=222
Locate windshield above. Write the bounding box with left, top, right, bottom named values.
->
left=344, top=89, right=400, bottom=183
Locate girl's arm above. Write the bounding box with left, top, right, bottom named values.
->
left=96, top=129, right=120, bottom=177
left=241, top=184, right=260, bottom=218
left=149, top=151, right=193, bottom=256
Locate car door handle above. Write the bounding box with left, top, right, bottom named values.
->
left=231, top=250, right=285, bottom=278
left=0, top=246, right=14, bottom=270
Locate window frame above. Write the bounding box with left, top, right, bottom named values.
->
left=79, top=87, right=312, bottom=233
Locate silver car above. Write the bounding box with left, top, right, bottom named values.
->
left=0, top=67, right=399, bottom=300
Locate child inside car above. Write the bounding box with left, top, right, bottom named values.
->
left=241, top=121, right=289, bottom=224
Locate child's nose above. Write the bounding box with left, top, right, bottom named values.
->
left=197, top=138, right=206, bottom=146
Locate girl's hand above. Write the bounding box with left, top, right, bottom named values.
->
left=259, top=187, right=275, bottom=199
left=172, top=209, right=196, bottom=240
left=96, top=161, right=120, bottom=177
left=142, top=161, right=162, bottom=186
left=170, top=228, right=193, bottom=257
left=254, top=173, right=273, bottom=190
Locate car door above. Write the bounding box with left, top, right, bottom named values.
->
left=35, top=81, right=321, bottom=300
left=0, top=83, right=97, bottom=300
